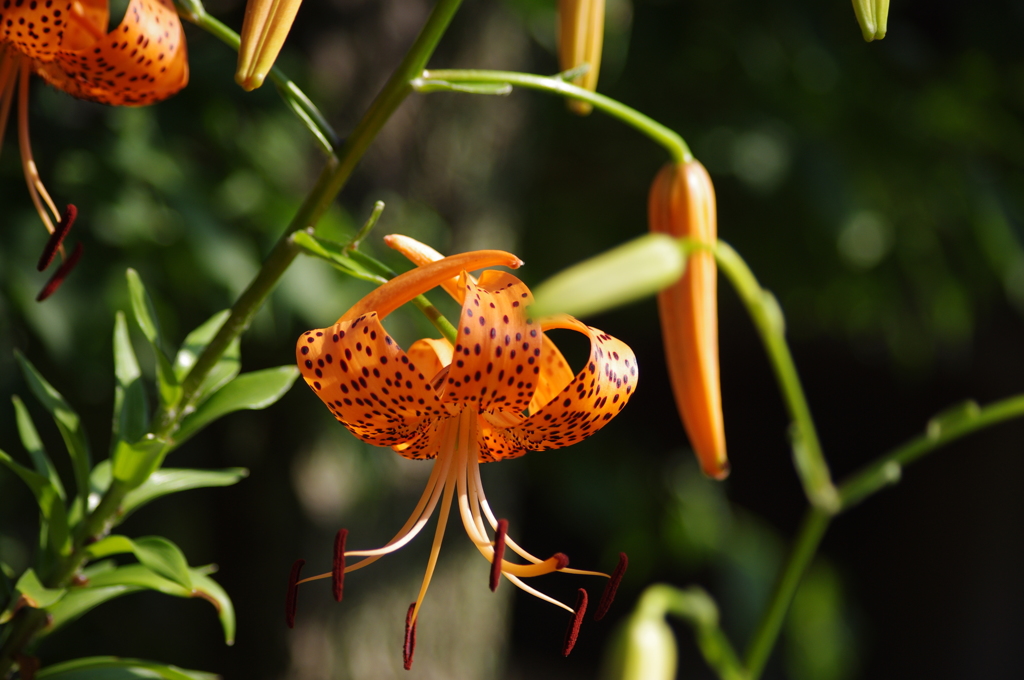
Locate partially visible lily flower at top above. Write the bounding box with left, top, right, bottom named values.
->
left=0, top=0, right=188, bottom=263
left=290, top=237, right=635, bottom=667
left=235, top=0, right=301, bottom=90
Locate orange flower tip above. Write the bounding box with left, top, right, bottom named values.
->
left=490, top=519, right=509, bottom=592
left=594, top=552, right=627, bottom=621
left=704, top=458, right=731, bottom=481
left=36, top=242, right=83, bottom=302
left=285, top=558, right=305, bottom=629
left=562, top=588, right=588, bottom=656
left=37, top=205, right=78, bottom=272
left=403, top=602, right=418, bottom=670
left=552, top=552, right=570, bottom=570
left=332, top=529, right=348, bottom=603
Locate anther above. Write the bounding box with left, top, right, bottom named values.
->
left=552, top=552, right=570, bottom=570
left=403, top=602, right=418, bottom=670
left=490, top=519, right=508, bottom=592
left=562, top=588, right=588, bottom=656
left=594, top=552, right=627, bottom=621
left=36, top=204, right=77, bottom=271
left=36, top=241, right=83, bottom=302
left=285, top=558, right=305, bottom=629
left=333, top=529, right=347, bottom=602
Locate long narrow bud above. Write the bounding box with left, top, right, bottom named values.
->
left=236, top=0, right=304, bottom=90
left=557, top=0, right=605, bottom=115
left=649, top=160, right=728, bottom=479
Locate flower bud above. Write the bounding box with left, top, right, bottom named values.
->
left=236, top=0, right=304, bottom=91
left=649, top=160, right=728, bottom=479
left=600, top=612, right=677, bottom=680
left=851, top=0, right=889, bottom=41
left=558, top=0, right=605, bottom=115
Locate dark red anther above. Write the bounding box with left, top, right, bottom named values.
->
left=285, top=558, right=305, bottom=629
left=37, top=204, right=77, bottom=271
left=403, top=602, right=418, bottom=670
left=594, top=552, right=628, bottom=621
left=562, top=588, right=588, bottom=656
left=333, top=529, right=347, bottom=602
left=552, top=552, right=570, bottom=570
left=36, top=241, right=83, bottom=302
left=490, top=519, right=508, bottom=592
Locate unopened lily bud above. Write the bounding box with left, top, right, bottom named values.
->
left=599, top=612, right=677, bottom=680
left=236, top=0, right=304, bottom=91
left=649, top=160, right=728, bottom=479
left=851, top=0, right=889, bottom=41
left=558, top=0, right=605, bottom=115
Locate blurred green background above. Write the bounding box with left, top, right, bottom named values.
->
left=2, top=0, right=1024, bottom=677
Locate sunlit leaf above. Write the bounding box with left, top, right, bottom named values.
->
left=85, top=535, right=192, bottom=590
left=126, top=269, right=181, bottom=409
left=190, top=568, right=235, bottom=645
left=14, top=351, right=91, bottom=524
left=0, top=449, right=70, bottom=557
left=37, top=656, right=218, bottom=680
left=173, top=311, right=241, bottom=405
left=111, top=435, right=168, bottom=490
left=12, top=395, right=65, bottom=500
left=12, top=568, right=66, bottom=609
left=172, top=366, right=299, bottom=447
left=112, top=312, right=150, bottom=447
left=121, top=468, right=249, bottom=519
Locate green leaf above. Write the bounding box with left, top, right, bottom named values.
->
left=126, top=269, right=181, bottom=409
left=0, top=449, right=70, bottom=557
left=1, top=561, right=14, bottom=612
left=12, top=395, right=65, bottom=500
left=926, top=400, right=981, bottom=440
left=14, top=350, right=91, bottom=523
left=86, top=535, right=192, bottom=590
left=13, top=568, right=66, bottom=609
left=189, top=568, right=235, bottom=645
left=121, top=468, right=248, bottom=519
left=44, top=584, right=141, bottom=634
left=173, top=311, right=242, bottom=405
left=111, top=435, right=168, bottom=490
left=112, top=312, right=150, bottom=447
left=173, top=367, right=299, bottom=447
left=291, top=232, right=388, bottom=284
left=37, top=656, right=218, bottom=680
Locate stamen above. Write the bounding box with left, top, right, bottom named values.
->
left=37, top=205, right=78, bottom=271
left=285, top=559, right=305, bottom=629
left=594, top=552, right=628, bottom=620
left=18, top=60, right=61, bottom=233
left=490, top=519, right=508, bottom=592
left=503, top=573, right=574, bottom=614
left=332, top=529, right=347, bottom=602
left=562, top=588, right=588, bottom=656
left=403, top=602, right=418, bottom=670
left=0, top=53, right=18, bottom=152
left=36, top=242, right=83, bottom=302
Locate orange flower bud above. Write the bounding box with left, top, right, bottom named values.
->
left=648, top=160, right=728, bottom=479
left=557, top=0, right=605, bottom=115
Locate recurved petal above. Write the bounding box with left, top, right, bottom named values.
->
left=444, top=270, right=541, bottom=413
left=505, top=314, right=637, bottom=450
left=297, top=312, right=446, bottom=451
left=528, top=332, right=575, bottom=415
left=0, top=0, right=106, bottom=60
left=406, top=337, right=454, bottom=388
left=36, top=0, right=188, bottom=106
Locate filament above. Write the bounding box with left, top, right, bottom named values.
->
left=18, top=60, right=60, bottom=233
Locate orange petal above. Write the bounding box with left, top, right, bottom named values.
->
left=34, top=0, right=188, bottom=106
left=504, top=314, right=637, bottom=451
left=406, top=337, right=454, bottom=386
left=527, top=332, right=574, bottom=415
left=0, top=0, right=106, bottom=60
left=649, top=160, right=727, bottom=479
left=384, top=234, right=467, bottom=304
left=557, top=0, right=604, bottom=115
left=340, top=249, right=522, bottom=323
left=297, top=313, right=447, bottom=456
left=443, top=270, right=541, bottom=413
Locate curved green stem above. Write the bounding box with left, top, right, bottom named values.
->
left=416, top=69, right=692, bottom=163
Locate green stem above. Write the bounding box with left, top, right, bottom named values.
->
left=713, top=241, right=839, bottom=513
left=416, top=69, right=692, bottom=163
left=743, top=508, right=830, bottom=680
left=839, top=393, right=1024, bottom=508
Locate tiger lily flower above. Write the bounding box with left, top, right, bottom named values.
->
left=648, top=160, right=728, bottom=480
left=291, top=240, right=635, bottom=666
left=0, top=0, right=188, bottom=238
left=557, top=0, right=604, bottom=115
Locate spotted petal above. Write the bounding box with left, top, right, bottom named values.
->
left=35, top=0, right=188, bottom=105
left=504, top=315, right=637, bottom=451
left=297, top=313, right=447, bottom=452
left=444, top=270, right=541, bottom=413
left=0, top=0, right=106, bottom=60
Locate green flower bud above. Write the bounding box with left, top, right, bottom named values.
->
left=600, top=612, right=678, bottom=680
left=851, top=0, right=890, bottom=41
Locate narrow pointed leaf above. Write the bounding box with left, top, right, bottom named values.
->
left=44, top=585, right=141, bottom=634
left=37, top=656, right=218, bottom=680
left=14, top=351, right=91, bottom=522
left=126, top=269, right=181, bottom=409
left=85, top=535, right=192, bottom=590
left=111, top=435, right=168, bottom=490
left=12, top=395, right=65, bottom=499
left=13, top=568, right=66, bottom=608
left=173, top=311, right=242, bottom=405
left=121, top=468, right=249, bottom=519
left=112, top=312, right=150, bottom=446
left=88, top=460, right=112, bottom=513
left=190, top=568, right=235, bottom=645
left=172, top=367, right=299, bottom=447
left=0, top=449, right=70, bottom=557
left=291, top=232, right=387, bottom=284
